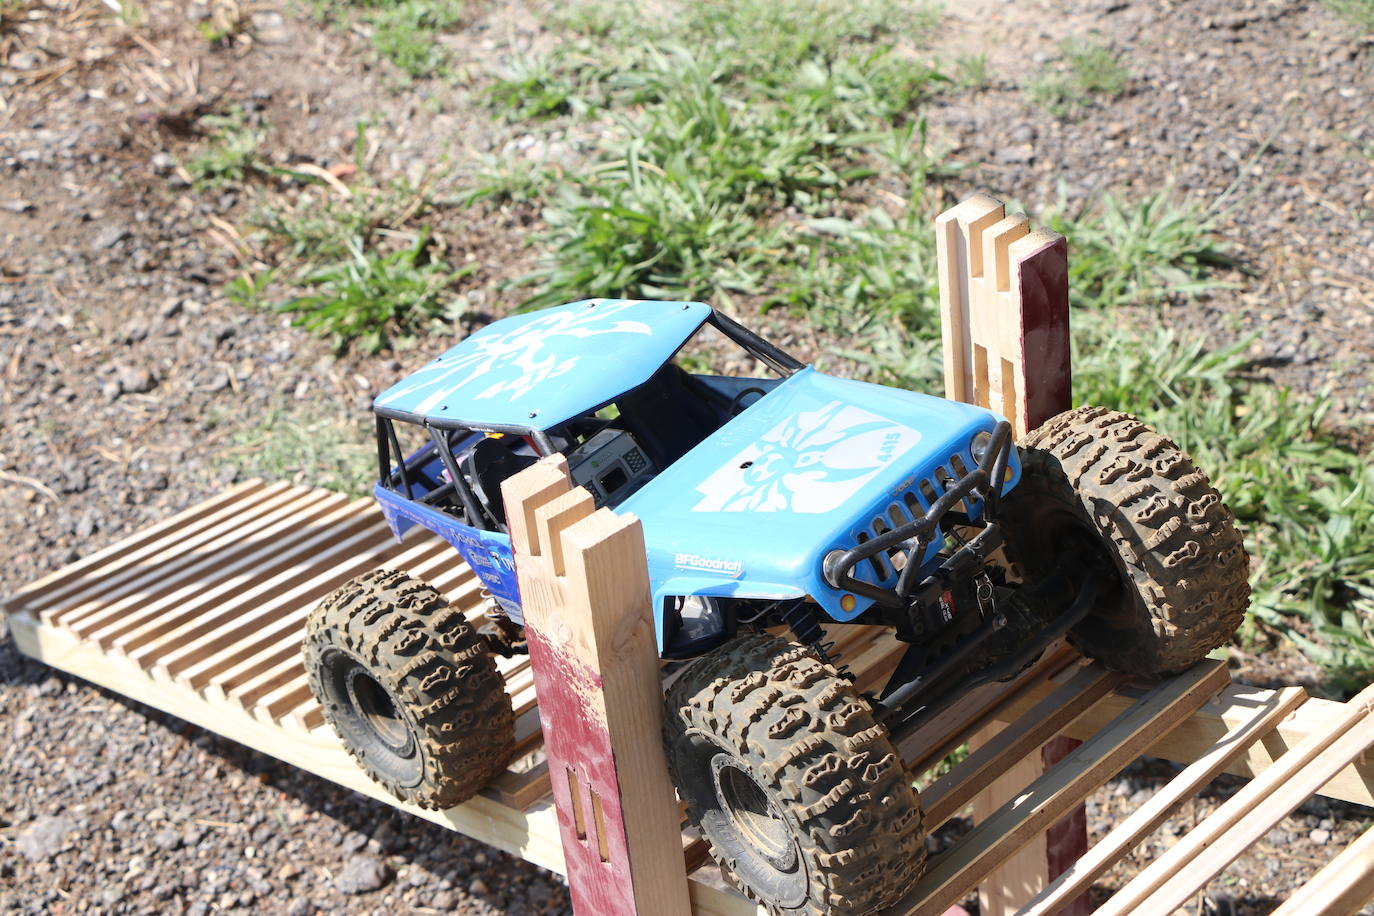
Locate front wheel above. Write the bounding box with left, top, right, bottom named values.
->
left=664, top=635, right=926, bottom=916
left=1002, top=407, right=1251, bottom=677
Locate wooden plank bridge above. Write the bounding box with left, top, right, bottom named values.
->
left=5, top=477, right=1374, bottom=915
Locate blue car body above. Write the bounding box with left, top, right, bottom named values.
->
left=370, top=298, right=1020, bottom=655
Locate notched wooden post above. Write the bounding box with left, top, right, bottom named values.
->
left=936, top=195, right=1070, bottom=439
left=502, top=457, right=691, bottom=916
left=936, top=194, right=1080, bottom=916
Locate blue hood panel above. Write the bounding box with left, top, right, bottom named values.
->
left=618, top=368, right=1017, bottom=625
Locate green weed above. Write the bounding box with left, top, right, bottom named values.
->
left=1324, top=0, right=1374, bottom=32
left=1047, top=191, right=1235, bottom=309
left=499, top=2, right=947, bottom=314
left=488, top=57, right=582, bottom=120
left=221, top=405, right=376, bottom=498
left=457, top=155, right=557, bottom=206
left=186, top=107, right=263, bottom=189
left=369, top=0, right=462, bottom=78
left=246, top=178, right=430, bottom=268
left=312, top=0, right=462, bottom=79
left=1028, top=37, right=1129, bottom=117
left=954, top=52, right=989, bottom=89
left=278, top=231, right=467, bottom=352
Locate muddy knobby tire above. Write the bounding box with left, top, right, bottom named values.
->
left=1006, top=406, right=1251, bottom=677
left=303, top=569, right=514, bottom=809
left=665, top=635, right=925, bottom=916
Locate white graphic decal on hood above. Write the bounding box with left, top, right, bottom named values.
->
left=692, top=400, right=921, bottom=514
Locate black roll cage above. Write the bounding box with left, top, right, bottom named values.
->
left=371, top=307, right=805, bottom=530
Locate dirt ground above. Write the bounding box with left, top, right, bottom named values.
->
left=1, top=0, right=1372, bottom=913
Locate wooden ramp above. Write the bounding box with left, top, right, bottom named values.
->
left=5, top=480, right=1374, bottom=915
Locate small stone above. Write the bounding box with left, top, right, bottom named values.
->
left=153, top=828, right=183, bottom=851
left=1310, top=828, right=1331, bottom=844
left=92, top=225, right=128, bottom=250
left=151, top=152, right=176, bottom=174
left=16, top=815, right=78, bottom=861
left=160, top=297, right=185, bottom=318
left=333, top=855, right=392, bottom=895
left=3, top=200, right=34, bottom=213
left=286, top=900, right=312, bottom=916
left=468, top=876, right=490, bottom=896
left=117, top=365, right=157, bottom=394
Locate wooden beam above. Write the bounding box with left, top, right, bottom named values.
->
left=503, top=458, right=692, bottom=916
left=994, top=678, right=1374, bottom=808
left=1097, top=679, right=1374, bottom=915
left=890, top=660, right=1230, bottom=916
left=1019, top=685, right=1308, bottom=916
left=1270, top=823, right=1374, bottom=916
left=923, top=665, right=1125, bottom=829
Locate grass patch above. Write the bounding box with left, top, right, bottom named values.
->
left=1324, top=0, right=1374, bottom=32
left=277, top=230, right=467, bottom=353
left=1028, top=37, right=1129, bottom=117
left=1045, top=191, right=1236, bottom=309
left=186, top=107, right=264, bottom=189
left=311, top=0, right=463, bottom=79
left=220, top=405, right=376, bottom=498
left=223, top=121, right=472, bottom=352
left=953, top=52, right=989, bottom=89
left=480, top=0, right=949, bottom=316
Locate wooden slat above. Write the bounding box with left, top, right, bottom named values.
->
left=1019, top=685, right=1309, bottom=916
left=59, top=485, right=322, bottom=634
left=160, top=527, right=421, bottom=685
left=98, top=497, right=376, bottom=654
left=34, top=482, right=295, bottom=624
left=3, top=479, right=266, bottom=612
left=1270, top=823, right=1374, bottom=916
left=121, top=515, right=395, bottom=669
left=922, top=665, right=1125, bottom=829
left=996, top=676, right=1374, bottom=808
left=1098, top=679, right=1374, bottom=916
left=77, top=490, right=349, bottom=647
left=892, top=660, right=1231, bottom=916
left=901, top=645, right=1079, bottom=778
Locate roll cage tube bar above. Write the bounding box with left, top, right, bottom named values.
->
left=374, top=416, right=501, bottom=531
left=371, top=306, right=803, bottom=453
left=821, top=421, right=1015, bottom=610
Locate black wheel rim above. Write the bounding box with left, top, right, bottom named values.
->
left=712, top=756, right=796, bottom=870
left=321, top=647, right=422, bottom=785
left=347, top=668, right=413, bottom=754
left=674, top=735, right=807, bottom=910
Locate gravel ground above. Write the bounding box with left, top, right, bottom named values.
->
left=2, top=0, right=1372, bottom=913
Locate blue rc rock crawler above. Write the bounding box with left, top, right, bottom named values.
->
left=302, top=299, right=1250, bottom=915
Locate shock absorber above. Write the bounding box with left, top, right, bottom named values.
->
left=780, top=601, right=852, bottom=679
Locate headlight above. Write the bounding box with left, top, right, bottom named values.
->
left=674, top=596, right=723, bottom=642
left=970, top=430, right=994, bottom=464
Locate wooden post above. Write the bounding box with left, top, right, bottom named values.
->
left=936, top=193, right=1082, bottom=916
left=502, top=456, right=691, bottom=916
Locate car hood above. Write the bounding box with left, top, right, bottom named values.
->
left=617, top=367, right=1006, bottom=625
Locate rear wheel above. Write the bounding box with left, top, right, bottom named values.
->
left=304, top=569, right=514, bottom=809
left=664, top=635, right=926, bottom=915
left=1003, top=407, right=1250, bottom=677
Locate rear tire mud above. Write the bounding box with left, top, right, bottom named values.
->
left=304, top=569, right=514, bottom=809
left=1004, top=406, right=1251, bottom=677
left=664, top=635, right=926, bottom=916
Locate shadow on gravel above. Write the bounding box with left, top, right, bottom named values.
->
left=0, top=623, right=56, bottom=688
left=81, top=672, right=562, bottom=901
